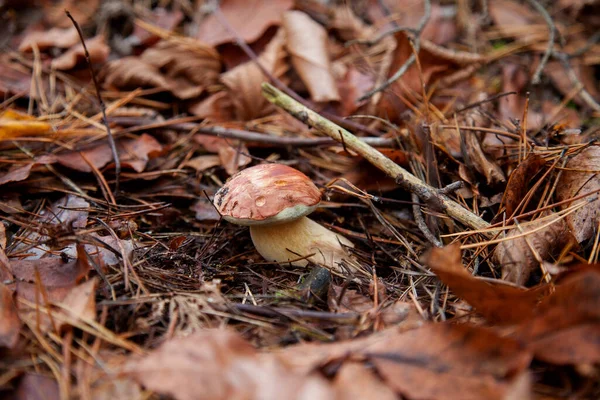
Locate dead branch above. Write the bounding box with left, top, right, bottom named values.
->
left=262, top=82, right=491, bottom=233
left=526, top=0, right=556, bottom=84
left=65, top=11, right=121, bottom=194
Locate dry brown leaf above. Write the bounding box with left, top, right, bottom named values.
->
left=489, top=0, right=540, bottom=42
left=494, top=213, right=574, bottom=285
left=367, top=323, right=532, bottom=400
left=427, top=244, right=549, bottom=324
left=0, top=59, right=33, bottom=98
left=517, top=265, right=600, bottom=364
left=221, top=29, right=288, bottom=120
left=556, top=146, right=600, bottom=243
left=0, top=283, right=21, bottom=348
left=191, top=198, right=221, bottom=221
left=54, top=278, right=97, bottom=331
left=51, top=35, right=110, bottom=71
left=196, top=0, right=293, bottom=46
left=56, top=133, right=162, bottom=173
left=0, top=155, right=56, bottom=186
left=132, top=8, right=184, bottom=48
left=218, top=143, right=252, bottom=175
left=282, top=11, right=340, bottom=103
left=45, top=0, right=99, bottom=28
left=333, top=362, right=397, bottom=400
left=335, top=65, right=374, bottom=116
left=141, top=40, right=221, bottom=100
left=184, top=155, right=222, bottom=172
left=367, top=1, right=458, bottom=45
left=188, top=92, right=234, bottom=121
left=125, top=329, right=335, bottom=400
left=462, top=127, right=506, bottom=185
left=499, top=64, right=544, bottom=130
left=501, top=154, right=546, bottom=217
left=18, top=26, right=79, bottom=52
left=11, top=373, right=60, bottom=400
left=102, top=57, right=171, bottom=93
left=10, top=257, right=90, bottom=304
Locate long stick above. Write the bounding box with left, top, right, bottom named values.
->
left=261, top=83, right=491, bottom=233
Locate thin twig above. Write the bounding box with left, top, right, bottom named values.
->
left=455, top=91, right=517, bottom=114
left=358, top=0, right=432, bottom=101
left=526, top=0, right=556, bottom=84
left=262, top=83, right=491, bottom=233
left=112, top=117, right=399, bottom=147
left=66, top=11, right=120, bottom=194
left=412, top=193, right=443, bottom=247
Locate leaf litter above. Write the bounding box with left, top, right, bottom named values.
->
left=1, top=0, right=600, bottom=399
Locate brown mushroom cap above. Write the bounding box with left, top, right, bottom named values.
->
left=213, top=163, right=322, bottom=226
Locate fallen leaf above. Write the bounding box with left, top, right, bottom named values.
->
left=335, top=65, right=374, bottom=116
left=184, top=155, right=222, bottom=172
left=125, top=329, right=335, bottom=400
left=132, top=8, right=184, bottom=48
left=141, top=40, right=221, bottom=99
left=333, top=362, right=397, bottom=400
left=221, top=29, right=287, bottom=120
left=45, top=0, right=100, bottom=28
left=54, top=278, right=97, bottom=331
left=462, top=125, right=506, bottom=185
left=0, top=283, right=21, bottom=348
left=367, top=1, right=459, bottom=45
left=283, top=11, right=340, bottom=103
left=56, top=133, right=162, bottom=173
left=0, top=155, right=57, bottom=186
left=102, top=57, right=171, bottom=93
left=18, top=26, right=79, bottom=52
left=191, top=198, right=221, bottom=221
left=10, top=257, right=90, bottom=304
left=427, top=244, right=549, bottom=324
left=218, top=143, right=251, bottom=175
left=517, top=265, right=600, bottom=364
left=489, top=0, right=540, bottom=42
left=196, top=0, right=294, bottom=46
left=0, top=59, right=32, bottom=97
left=11, top=373, right=60, bottom=400
left=501, top=154, right=546, bottom=217
left=498, top=64, right=544, bottom=130
left=367, top=323, right=532, bottom=400
left=51, top=35, right=110, bottom=70
left=556, top=146, right=600, bottom=243
left=494, top=213, right=574, bottom=285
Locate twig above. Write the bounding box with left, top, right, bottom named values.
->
left=262, top=83, right=491, bottom=233
left=412, top=193, right=443, bottom=247
left=525, top=0, right=556, bottom=84
left=358, top=0, right=431, bottom=101
left=454, top=91, right=517, bottom=114
left=112, top=117, right=399, bottom=147
left=66, top=11, right=120, bottom=194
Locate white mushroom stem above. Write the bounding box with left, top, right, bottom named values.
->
left=249, top=216, right=354, bottom=269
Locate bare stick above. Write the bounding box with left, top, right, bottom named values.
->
left=412, top=193, right=443, bottom=247
left=358, top=0, right=431, bottom=101
left=526, top=0, right=556, bottom=84
left=66, top=11, right=120, bottom=194
left=262, top=83, right=491, bottom=232
left=113, top=117, right=399, bottom=147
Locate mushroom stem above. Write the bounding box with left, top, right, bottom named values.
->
left=249, top=216, right=354, bottom=269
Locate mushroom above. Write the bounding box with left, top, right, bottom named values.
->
left=213, top=163, right=353, bottom=269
